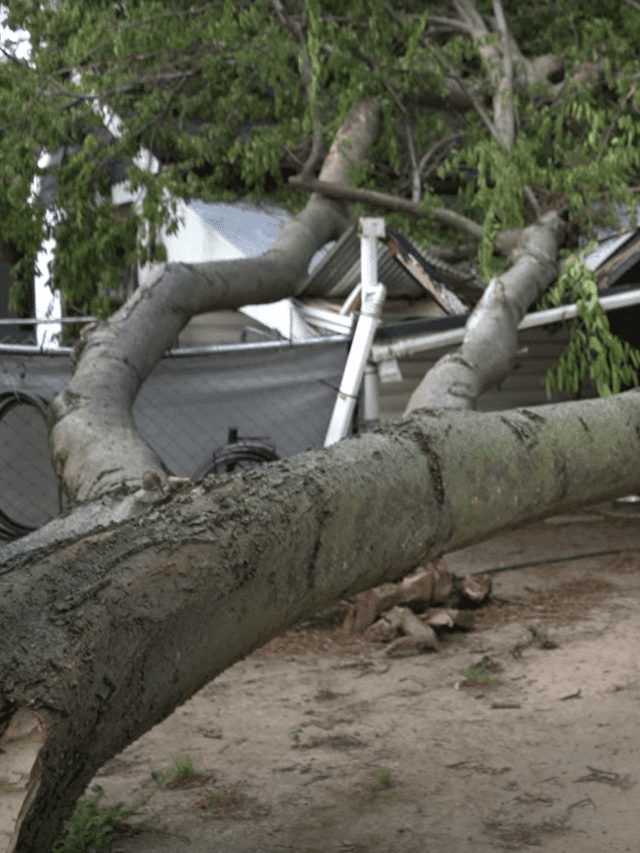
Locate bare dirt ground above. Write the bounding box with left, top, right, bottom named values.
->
left=90, top=503, right=640, bottom=853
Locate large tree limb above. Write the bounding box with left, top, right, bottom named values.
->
left=288, top=175, right=484, bottom=239
left=452, top=0, right=515, bottom=148
left=491, top=0, right=515, bottom=148
left=404, top=211, right=563, bottom=413
left=47, top=100, right=380, bottom=505
left=2, top=388, right=640, bottom=852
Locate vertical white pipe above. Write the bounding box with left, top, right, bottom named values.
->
left=34, top=231, right=62, bottom=349
left=324, top=218, right=386, bottom=446
left=30, top=152, right=62, bottom=349
left=324, top=283, right=387, bottom=446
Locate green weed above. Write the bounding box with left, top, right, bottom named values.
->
left=373, top=767, right=393, bottom=787
left=169, top=755, right=194, bottom=779
left=151, top=755, right=196, bottom=788
left=362, top=767, right=394, bottom=790
left=461, top=656, right=503, bottom=686
left=315, top=679, right=336, bottom=700
left=52, top=784, right=142, bottom=853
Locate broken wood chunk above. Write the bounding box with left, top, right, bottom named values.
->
left=458, top=573, right=492, bottom=605
left=363, top=605, right=405, bottom=643
left=432, top=560, right=454, bottom=604
left=343, top=561, right=450, bottom=633
left=398, top=565, right=435, bottom=605
left=342, top=582, right=402, bottom=633
left=343, top=559, right=490, bottom=644
left=424, top=608, right=475, bottom=630
left=399, top=606, right=439, bottom=649
left=385, top=608, right=439, bottom=656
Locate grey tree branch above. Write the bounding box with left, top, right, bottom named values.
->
left=491, top=0, right=515, bottom=148
left=417, top=132, right=463, bottom=178
left=523, top=184, right=541, bottom=220
left=287, top=175, right=484, bottom=239
left=423, top=35, right=503, bottom=146
left=405, top=211, right=563, bottom=412
left=451, top=0, right=516, bottom=148
left=47, top=100, right=380, bottom=504
left=405, top=119, right=421, bottom=203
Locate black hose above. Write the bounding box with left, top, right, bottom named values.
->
left=192, top=436, right=279, bottom=481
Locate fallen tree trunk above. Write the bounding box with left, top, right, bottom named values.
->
left=47, top=99, right=380, bottom=504
left=2, top=390, right=640, bottom=852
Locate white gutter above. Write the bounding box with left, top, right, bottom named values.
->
left=371, top=285, right=640, bottom=364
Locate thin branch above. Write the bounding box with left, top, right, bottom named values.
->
left=417, top=132, right=463, bottom=176
left=79, top=1, right=224, bottom=62
left=54, top=39, right=224, bottom=81
left=287, top=175, right=484, bottom=239
left=45, top=65, right=203, bottom=113
left=384, top=5, right=471, bottom=34
left=283, top=146, right=304, bottom=167
left=383, top=78, right=407, bottom=115
left=523, top=185, right=540, bottom=220
left=272, top=0, right=324, bottom=179
left=405, top=119, right=421, bottom=203
left=621, top=0, right=640, bottom=12
left=491, top=0, right=515, bottom=147
left=596, top=83, right=637, bottom=161
left=492, top=0, right=513, bottom=83
left=143, top=75, right=190, bottom=161
left=452, top=0, right=486, bottom=33
left=425, top=15, right=472, bottom=34
left=423, top=37, right=504, bottom=146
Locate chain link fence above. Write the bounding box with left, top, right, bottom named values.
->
left=0, top=335, right=351, bottom=539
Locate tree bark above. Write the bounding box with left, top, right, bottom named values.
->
left=0, top=85, right=634, bottom=853
left=2, top=389, right=640, bottom=852
left=47, top=99, right=380, bottom=505
left=405, top=211, right=563, bottom=412
left=288, top=175, right=485, bottom=240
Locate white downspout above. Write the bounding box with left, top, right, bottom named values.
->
left=324, top=218, right=386, bottom=446
left=30, top=152, right=62, bottom=349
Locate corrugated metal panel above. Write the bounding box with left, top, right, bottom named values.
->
left=592, top=234, right=640, bottom=288
left=297, top=223, right=426, bottom=299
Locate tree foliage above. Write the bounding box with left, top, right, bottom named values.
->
left=538, top=259, right=640, bottom=397
left=2, top=0, right=640, bottom=335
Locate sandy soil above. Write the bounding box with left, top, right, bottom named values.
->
left=85, top=504, right=640, bottom=853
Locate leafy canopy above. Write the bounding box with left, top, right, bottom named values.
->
left=1, top=0, right=640, bottom=338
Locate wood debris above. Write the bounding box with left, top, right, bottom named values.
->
left=343, top=560, right=492, bottom=655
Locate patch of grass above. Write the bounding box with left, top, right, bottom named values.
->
left=288, top=727, right=302, bottom=743
left=372, top=767, right=393, bottom=788
left=52, top=784, right=143, bottom=853
left=196, top=784, right=245, bottom=818
left=460, top=655, right=503, bottom=686
left=170, top=755, right=194, bottom=780
left=151, top=756, right=199, bottom=789
left=315, top=679, right=337, bottom=700
left=360, top=767, right=395, bottom=797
